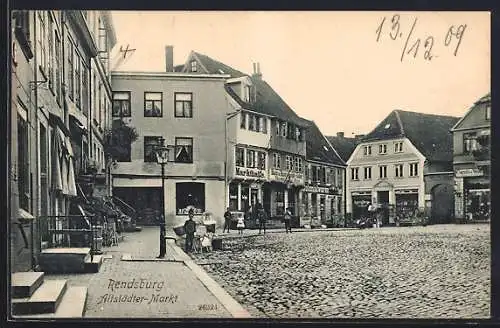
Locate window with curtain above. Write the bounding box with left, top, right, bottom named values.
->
left=112, top=91, right=131, bottom=117
left=144, top=92, right=163, bottom=117
left=144, top=136, right=162, bottom=162
left=175, top=137, right=193, bottom=163
left=174, top=93, right=193, bottom=118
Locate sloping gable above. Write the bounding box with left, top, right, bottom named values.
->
left=305, top=121, right=345, bottom=166
left=192, top=51, right=308, bottom=127
left=326, top=135, right=360, bottom=163
left=362, top=110, right=459, bottom=163
left=451, top=92, right=491, bottom=131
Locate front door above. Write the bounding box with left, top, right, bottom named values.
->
left=250, top=189, right=258, bottom=207
left=377, top=191, right=390, bottom=224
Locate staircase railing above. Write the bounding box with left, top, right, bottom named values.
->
left=112, top=195, right=138, bottom=221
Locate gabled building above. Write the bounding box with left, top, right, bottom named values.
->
left=451, top=93, right=491, bottom=222
left=302, top=121, right=346, bottom=227
left=346, top=110, right=460, bottom=225
left=181, top=51, right=309, bottom=219
left=327, top=132, right=362, bottom=164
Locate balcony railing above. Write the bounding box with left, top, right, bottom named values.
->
left=38, top=214, right=98, bottom=260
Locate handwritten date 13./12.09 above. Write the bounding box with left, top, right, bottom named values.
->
left=375, top=14, right=467, bottom=62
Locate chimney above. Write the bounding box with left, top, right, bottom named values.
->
left=165, top=45, right=174, bottom=72
left=337, top=132, right=344, bottom=138
left=252, top=62, right=262, bottom=79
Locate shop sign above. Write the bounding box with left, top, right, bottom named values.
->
left=304, top=186, right=330, bottom=194
left=456, top=168, right=483, bottom=178
left=351, top=191, right=371, bottom=196
left=270, top=169, right=304, bottom=184
left=235, top=167, right=265, bottom=179
left=395, top=189, right=418, bottom=194
left=177, top=206, right=204, bottom=215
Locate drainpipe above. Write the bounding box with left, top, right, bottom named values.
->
left=32, top=10, right=39, bottom=270
left=224, top=110, right=240, bottom=210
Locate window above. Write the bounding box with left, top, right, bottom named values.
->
left=18, top=111, right=30, bottom=212
left=175, top=137, right=193, bottom=163
left=174, top=93, right=193, bottom=118
left=74, top=52, right=81, bottom=108
left=235, top=147, right=245, bottom=167
left=248, top=114, right=255, bottom=131
left=262, top=118, right=267, bottom=133
left=112, top=91, right=131, bottom=117
left=190, top=60, right=197, bottom=72
left=286, top=155, right=292, bottom=171
left=67, top=38, right=74, bottom=99
left=275, top=121, right=280, bottom=136
left=364, top=167, right=372, bottom=180
left=296, top=157, right=303, bottom=172
left=240, top=113, right=246, bottom=129
left=281, top=122, right=287, bottom=137
left=363, top=145, right=372, bottom=156
left=351, top=167, right=359, bottom=181
left=287, top=123, right=296, bottom=140
left=55, top=32, right=62, bottom=103
left=379, top=144, right=387, bottom=154
left=144, top=92, right=162, bottom=117
left=255, top=116, right=261, bottom=132
left=143, top=136, right=162, bottom=162
left=298, top=128, right=305, bottom=142
left=97, top=83, right=102, bottom=124
left=486, top=105, right=491, bottom=120
left=273, top=153, right=281, bottom=169
left=409, top=163, right=418, bottom=177
left=47, top=14, right=54, bottom=91
left=13, top=11, right=33, bottom=59
left=39, top=124, right=49, bottom=219
left=246, top=149, right=256, bottom=168
left=258, top=152, right=266, bottom=170
left=379, top=165, right=387, bottom=179
left=37, top=11, right=47, bottom=74
left=243, top=85, right=251, bottom=102
left=81, top=60, right=88, bottom=113
left=463, top=132, right=479, bottom=154
left=394, top=142, right=403, bottom=153
left=176, top=182, right=205, bottom=215
left=395, top=164, right=404, bottom=177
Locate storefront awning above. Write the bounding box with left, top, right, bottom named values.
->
left=65, top=95, right=87, bottom=129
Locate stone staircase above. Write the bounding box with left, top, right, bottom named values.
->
left=38, top=247, right=103, bottom=274
left=11, top=272, right=87, bottom=318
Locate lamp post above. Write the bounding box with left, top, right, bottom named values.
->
left=155, top=137, right=170, bottom=258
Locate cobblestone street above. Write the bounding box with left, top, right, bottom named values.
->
left=191, top=224, right=490, bottom=319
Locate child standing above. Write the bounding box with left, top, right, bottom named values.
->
left=237, top=216, right=245, bottom=235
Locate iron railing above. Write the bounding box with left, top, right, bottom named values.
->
left=38, top=214, right=98, bottom=260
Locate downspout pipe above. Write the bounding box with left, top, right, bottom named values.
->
left=224, top=110, right=240, bottom=210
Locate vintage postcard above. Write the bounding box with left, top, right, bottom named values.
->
left=9, top=10, right=490, bottom=320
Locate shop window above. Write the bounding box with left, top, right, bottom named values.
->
left=364, top=167, right=372, bottom=180
left=351, top=167, right=359, bottom=181
left=273, top=153, right=281, bottom=169
left=240, top=112, right=246, bottom=129
left=175, top=137, right=193, bottom=163
left=144, top=92, right=163, bottom=117
left=235, top=147, right=245, bottom=167
left=409, top=163, right=418, bottom=177
left=275, top=191, right=285, bottom=216
left=379, top=165, right=387, bottom=179
left=176, top=182, right=205, bottom=215
left=174, top=92, right=193, bottom=118
left=112, top=91, right=131, bottom=117
left=144, top=136, right=162, bottom=162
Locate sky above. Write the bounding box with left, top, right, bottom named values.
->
left=109, top=11, right=490, bottom=136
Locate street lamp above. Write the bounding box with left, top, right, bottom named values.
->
left=155, top=137, right=172, bottom=258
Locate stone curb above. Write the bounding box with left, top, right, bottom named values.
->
left=166, top=239, right=252, bottom=318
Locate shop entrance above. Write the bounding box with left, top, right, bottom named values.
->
left=395, top=193, right=418, bottom=224
left=465, top=188, right=490, bottom=221
left=113, top=187, right=162, bottom=225
left=431, top=184, right=454, bottom=224
left=377, top=191, right=390, bottom=224
left=352, top=194, right=371, bottom=220
left=250, top=189, right=259, bottom=207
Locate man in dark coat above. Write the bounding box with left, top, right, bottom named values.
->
left=157, top=213, right=166, bottom=258
left=223, top=207, right=232, bottom=233
left=184, top=209, right=197, bottom=252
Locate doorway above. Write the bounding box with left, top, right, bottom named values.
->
left=377, top=191, right=390, bottom=224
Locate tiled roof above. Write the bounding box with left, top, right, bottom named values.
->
left=451, top=92, right=491, bottom=131
left=362, top=110, right=460, bottom=163
left=301, top=121, right=345, bottom=166
left=193, top=52, right=308, bottom=127
left=326, top=135, right=360, bottom=163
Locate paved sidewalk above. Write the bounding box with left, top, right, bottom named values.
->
left=44, top=227, right=250, bottom=318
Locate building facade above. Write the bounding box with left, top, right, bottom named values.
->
left=9, top=10, right=115, bottom=273
left=110, top=65, right=230, bottom=228
left=451, top=93, right=491, bottom=221
left=302, top=121, right=346, bottom=227
left=180, top=52, right=309, bottom=219
left=346, top=110, right=459, bottom=225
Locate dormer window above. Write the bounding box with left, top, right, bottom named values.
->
left=243, top=85, right=251, bottom=102
left=190, top=60, right=197, bottom=72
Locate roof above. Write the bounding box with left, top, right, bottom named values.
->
left=451, top=92, right=491, bottom=131
left=173, top=64, right=184, bottom=72
left=304, top=121, right=346, bottom=166
left=326, top=135, right=360, bottom=163
left=190, top=51, right=308, bottom=127
left=362, top=110, right=460, bottom=163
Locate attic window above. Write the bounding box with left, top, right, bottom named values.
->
left=323, top=145, right=329, bottom=151
left=190, top=60, right=197, bottom=72
left=384, top=124, right=391, bottom=129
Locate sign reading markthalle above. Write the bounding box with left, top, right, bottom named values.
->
left=235, top=167, right=266, bottom=179
left=269, top=169, right=304, bottom=185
